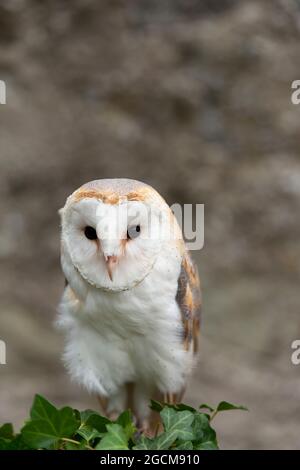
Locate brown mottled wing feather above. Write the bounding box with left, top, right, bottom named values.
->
left=176, top=251, right=201, bottom=354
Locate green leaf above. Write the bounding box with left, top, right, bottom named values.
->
left=153, top=430, right=179, bottom=449
left=116, top=410, right=136, bottom=440
left=161, top=407, right=194, bottom=441
left=195, top=440, right=218, bottom=450
left=1, top=395, right=246, bottom=451
left=133, top=435, right=157, bottom=450
left=192, top=413, right=218, bottom=447
left=116, top=409, right=132, bottom=427
left=79, top=409, right=110, bottom=442
left=64, top=440, right=87, bottom=450
left=150, top=400, right=163, bottom=412
left=21, top=395, right=80, bottom=449
left=142, top=407, right=195, bottom=450
left=175, top=440, right=193, bottom=450
left=22, top=417, right=68, bottom=449
left=199, top=403, right=215, bottom=412
left=73, top=409, right=81, bottom=423
left=0, top=423, right=14, bottom=440
left=85, top=413, right=111, bottom=434
left=64, top=442, right=81, bottom=450
left=96, top=424, right=129, bottom=450
left=160, top=407, right=173, bottom=430
left=77, top=425, right=102, bottom=443
left=57, top=406, right=81, bottom=436
left=172, top=403, right=196, bottom=412
left=150, top=400, right=196, bottom=413
left=0, top=437, right=11, bottom=450
left=0, top=434, right=31, bottom=450
left=80, top=409, right=97, bottom=424
left=22, top=420, right=54, bottom=448
left=30, top=394, right=58, bottom=421
left=216, top=401, right=248, bottom=412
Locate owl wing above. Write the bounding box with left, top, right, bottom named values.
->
left=175, top=250, right=201, bottom=354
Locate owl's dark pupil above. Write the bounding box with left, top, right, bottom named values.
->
left=127, top=225, right=141, bottom=240
left=84, top=226, right=97, bottom=240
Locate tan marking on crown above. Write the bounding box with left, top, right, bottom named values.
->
left=73, top=188, right=149, bottom=205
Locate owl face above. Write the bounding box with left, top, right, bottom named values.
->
left=60, top=184, right=171, bottom=292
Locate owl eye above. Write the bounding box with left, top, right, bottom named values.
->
left=127, top=225, right=141, bottom=240
left=84, top=226, right=97, bottom=240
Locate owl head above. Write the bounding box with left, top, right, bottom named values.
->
left=60, top=179, right=182, bottom=292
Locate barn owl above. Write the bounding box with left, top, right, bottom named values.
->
left=57, top=179, right=201, bottom=429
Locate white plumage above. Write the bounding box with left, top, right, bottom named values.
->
left=57, top=178, right=201, bottom=428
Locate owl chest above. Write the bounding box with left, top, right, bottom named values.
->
left=63, top=273, right=186, bottom=393
left=83, top=284, right=175, bottom=339
left=79, top=290, right=182, bottom=388
left=80, top=260, right=175, bottom=327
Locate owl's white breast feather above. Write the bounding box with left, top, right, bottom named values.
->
left=57, top=240, right=194, bottom=416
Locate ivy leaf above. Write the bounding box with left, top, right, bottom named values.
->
left=172, top=403, right=196, bottom=412
left=0, top=395, right=247, bottom=450
left=64, top=440, right=87, bottom=450
left=64, top=442, right=81, bottom=450
left=199, top=403, right=215, bottom=412
left=96, top=424, right=129, bottom=450
left=192, top=412, right=218, bottom=448
left=150, top=400, right=196, bottom=413
left=175, top=440, right=194, bottom=450
left=30, top=394, right=58, bottom=421
left=73, top=409, right=81, bottom=423
left=116, top=410, right=136, bottom=440
left=0, top=423, right=14, bottom=440
left=21, top=395, right=80, bottom=449
left=142, top=407, right=195, bottom=449
left=57, top=407, right=81, bottom=435
left=153, top=430, right=179, bottom=449
left=77, top=425, right=102, bottom=443
left=85, top=413, right=111, bottom=434
left=150, top=400, right=163, bottom=412
left=216, top=401, right=248, bottom=412
left=80, top=409, right=97, bottom=424
left=0, top=437, right=11, bottom=450
left=22, top=415, right=75, bottom=449
left=160, top=407, right=194, bottom=441
left=133, top=435, right=157, bottom=450
left=195, top=440, right=218, bottom=450
left=0, top=434, right=31, bottom=450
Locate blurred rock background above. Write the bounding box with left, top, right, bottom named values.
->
left=0, top=0, right=300, bottom=449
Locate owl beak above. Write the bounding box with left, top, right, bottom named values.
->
left=105, top=255, right=118, bottom=281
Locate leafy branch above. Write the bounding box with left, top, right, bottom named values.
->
left=0, top=395, right=247, bottom=450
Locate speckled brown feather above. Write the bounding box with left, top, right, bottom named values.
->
left=176, top=251, right=201, bottom=354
